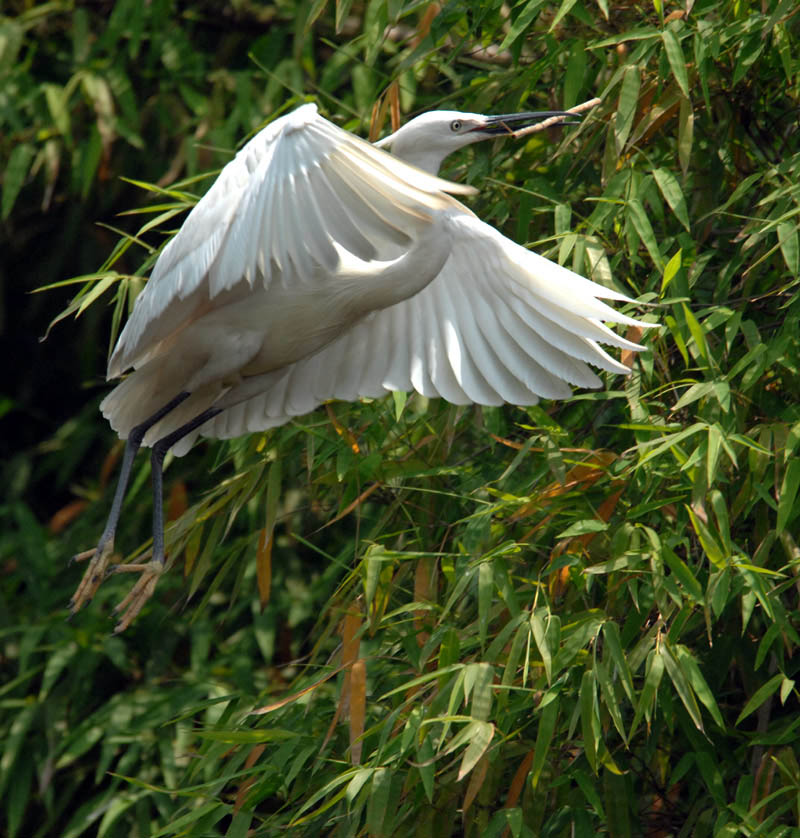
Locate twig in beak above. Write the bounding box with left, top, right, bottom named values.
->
left=511, top=97, right=603, bottom=139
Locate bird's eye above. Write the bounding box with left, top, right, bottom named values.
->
left=450, top=120, right=463, bottom=132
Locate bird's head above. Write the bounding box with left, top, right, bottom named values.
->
left=375, top=109, right=573, bottom=175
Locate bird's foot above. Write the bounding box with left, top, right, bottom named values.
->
left=109, top=559, right=164, bottom=633
left=69, top=539, right=116, bottom=614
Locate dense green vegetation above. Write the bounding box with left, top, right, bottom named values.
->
left=2, top=0, right=800, bottom=835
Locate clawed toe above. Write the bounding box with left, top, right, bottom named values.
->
left=70, top=548, right=97, bottom=567
left=110, top=560, right=164, bottom=633
left=70, top=539, right=166, bottom=632
left=69, top=539, right=115, bottom=613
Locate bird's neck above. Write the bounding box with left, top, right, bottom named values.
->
left=375, top=131, right=453, bottom=175
left=390, top=146, right=450, bottom=175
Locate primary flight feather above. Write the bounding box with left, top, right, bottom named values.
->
left=72, top=102, right=649, bottom=630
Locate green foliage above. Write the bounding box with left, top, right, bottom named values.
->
left=3, top=0, right=800, bottom=836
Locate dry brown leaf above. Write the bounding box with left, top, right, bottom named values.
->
left=462, top=754, right=489, bottom=819
left=326, top=404, right=360, bottom=453
left=251, top=664, right=346, bottom=714
left=234, top=744, right=266, bottom=812
left=621, top=325, right=644, bottom=369
left=505, top=749, right=534, bottom=809
left=414, top=557, right=435, bottom=647
left=349, top=659, right=366, bottom=765
left=167, top=480, right=188, bottom=522
left=49, top=499, right=87, bottom=534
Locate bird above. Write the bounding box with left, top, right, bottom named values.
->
left=70, top=102, right=650, bottom=631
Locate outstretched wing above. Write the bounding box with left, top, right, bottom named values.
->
left=184, top=212, right=649, bottom=450
left=108, top=103, right=475, bottom=378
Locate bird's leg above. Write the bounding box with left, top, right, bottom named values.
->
left=109, top=405, right=223, bottom=633
left=70, top=391, right=192, bottom=614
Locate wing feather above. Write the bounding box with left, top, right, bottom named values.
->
left=356, top=314, right=394, bottom=398
left=443, top=280, right=506, bottom=405
left=424, top=278, right=471, bottom=404
left=271, top=154, right=291, bottom=277
left=382, top=295, right=413, bottom=392
left=305, top=162, right=377, bottom=261
left=317, top=164, right=411, bottom=252
left=195, top=209, right=651, bottom=440
left=108, top=103, right=470, bottom=377
left=408, top=292, right=438, bottom=397
left=113, top=104, right=652, bottom=446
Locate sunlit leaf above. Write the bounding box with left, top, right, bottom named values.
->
left=630, top=649, right=664, bottom=739
left=457, top=722, right=494, bottom=781
left=499, top=0, right=547, bottom=51
left=661, top=248, right=682, bottom=293
left=615, top=66, right=640, bottom=154
left=628, top=198, right=665, bottom=269
left=678, top=95, right=694, bottom=174
left=661, top=29, right=690, bottom=98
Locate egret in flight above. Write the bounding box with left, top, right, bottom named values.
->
left=71, top=103, right=648, bottom=631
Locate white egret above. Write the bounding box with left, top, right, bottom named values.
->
left=71, top=102, right=649, bottom=630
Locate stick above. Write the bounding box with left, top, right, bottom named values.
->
left=511, top=97, right=603, bottom=139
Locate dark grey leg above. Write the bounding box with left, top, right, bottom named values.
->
left=70, top=392, right=194, bottom=580
left=109, top=404, right=223, bottom=632
left=149, top=405, right=224, bottom=567
left=70, top=391, right=192, bottom=614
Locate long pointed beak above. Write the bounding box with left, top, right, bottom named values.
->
left=474, top=111, right=578, bottom=135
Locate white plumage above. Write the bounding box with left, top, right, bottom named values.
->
left=101, top=103, right=644, bottom=456
left=73, top=101, right=650, bottom=631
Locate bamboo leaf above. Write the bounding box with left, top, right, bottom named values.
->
left=687, top=505, right=727, bottom=568
left=681, top=303, right=710, bottom=364
left=478, top=561, right=493, bottom=648
left=595, top=658, right=627, bottom=744
left=564, top=40, right=586, bottom=108
left=615, top=66, right=640, bottom=154
left=630, top=649, right=664, bottom=739
left=777, top=459, right=800, bottom=535
left=736, top=673, right=784, bottom=726
left=660, top=641, right=704, bottom=732
left=653, top=168, right=690, bottom=231
left=602, top=621, right=635, bottom=703
left=499, top=0, right=547, bottom=50
left=469, top=663, right=494, bottom=722
left=531, top=694, right=559, bottom=787
left=628, top=198, right=665, bottom=269
left=580, top=670, right=599, bottom=773
left=549, top=0, right=580, bottom=30
left=661, top=29, right=690, bottom=98
left=457, top=722, right=494, bottom=781
left=678, top=95, right=694, bottom=174
left=661, top=248, right=682, bottom=293
left=366, top=768, right=392, bottom=837
left=674, top=646, right=725, bottom=729
left=531, top=611, right=552, bottom=684
left=416, top=735, right=435, bottom=804
left=2, top=143, right=35, bottom=219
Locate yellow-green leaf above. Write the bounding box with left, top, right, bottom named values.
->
left=662, top=29, right=690, bottom=98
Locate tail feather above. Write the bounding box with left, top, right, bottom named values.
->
left=101, top=362, right=223, bottom=453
